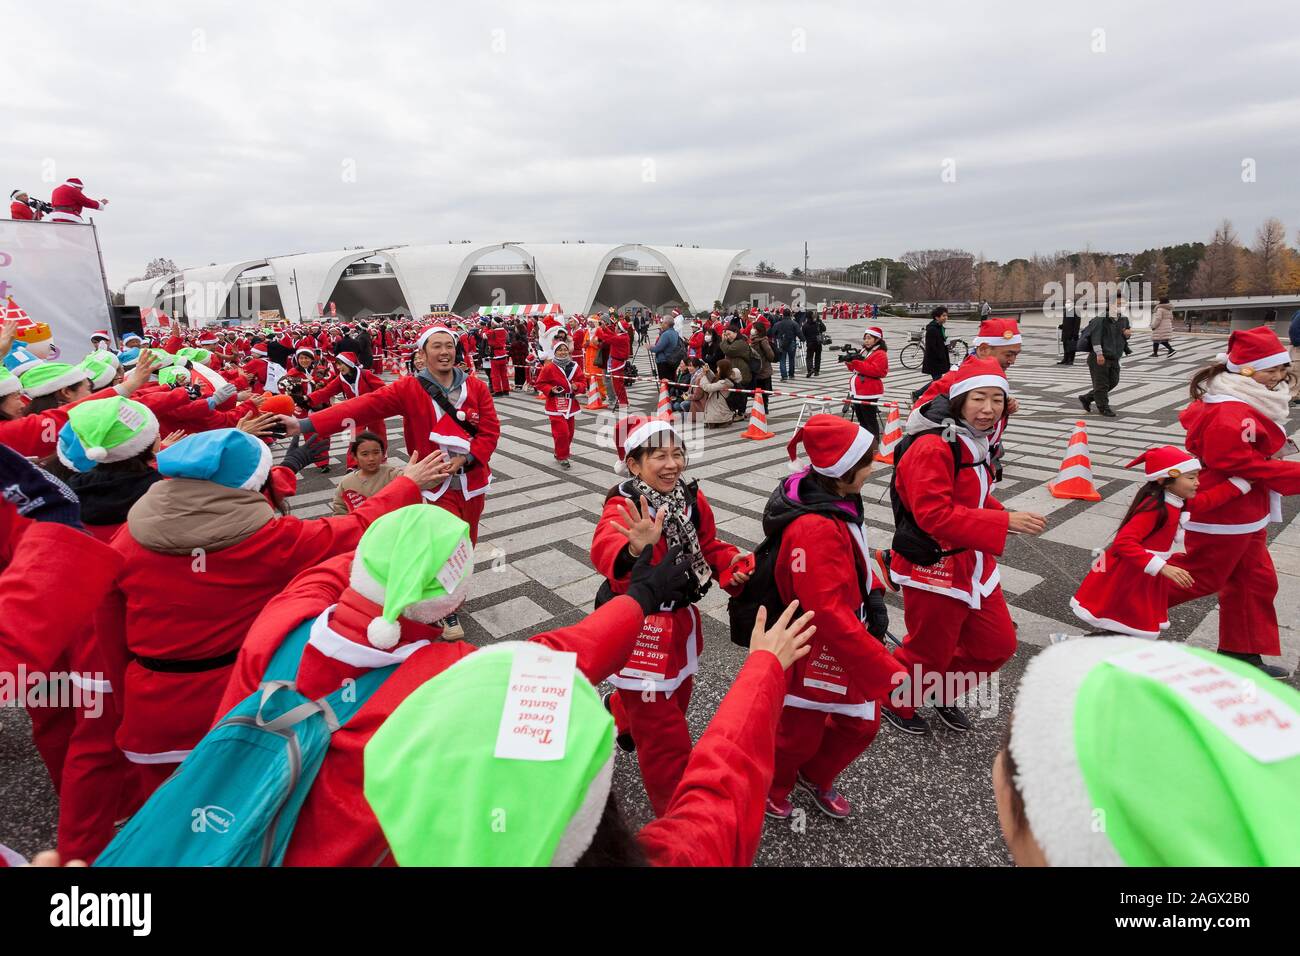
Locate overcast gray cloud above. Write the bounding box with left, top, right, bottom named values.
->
left=3, top=0, right=1298, bottom=287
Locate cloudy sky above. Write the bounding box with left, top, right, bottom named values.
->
left=4, top=0, right=1299, bottom=288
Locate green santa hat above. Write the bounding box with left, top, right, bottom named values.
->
left=56, top=396, right=159, bottom=471
left=0, top=366, right=19, bottom=398
left=349, top=504, right=476, bottom=650
left=1009, top=637, right=1300, bottom=866
left=157, top=366, right=191, bottom=387
left=363, top=642, right=615, bottom=866
left=176, top=347, right=213, bottom=366
left=20, top=361, right=91, bottom=398
left=78, top=354, right=118, bottom=390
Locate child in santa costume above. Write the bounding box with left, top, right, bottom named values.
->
left=276, top=321, right=501, bottom=546
left=589, top=415, right=754, bottom=816
left=885, top=359, right=1047, bottom=736
left=331, top=431, right=403, bottom=515
left=763, top=415, right=909, bottom=819
left=95, top=429, right=444, bottom=802
left=995, top=636, right=1300, bottom=866
left=1071, top=446, right=1251, bottom=638
left=534, top=338, right=587, bottom=470
left=361, top=598, right=816, bottom=867
left=308, top=351, right=387, bottom=468
left=846, top=327, right=888, bottom=440
left=191, top=504, right=694, bottom=865
left=1163, top=326, right=1300, bottom=678
left=241, top=341, right=271, bottom=391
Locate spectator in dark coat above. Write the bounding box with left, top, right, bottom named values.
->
left=912, top=306, right=949, bottom=400
left=801, top=312, right=826, bottom=377
left=769, top=313, right=800, bottom=381
left=355, top=325, right=375, bottom=369
left=1058, top=298, right=1081, bottom=365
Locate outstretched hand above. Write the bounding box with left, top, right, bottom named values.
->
left=611, top=495, right=664, bottom=556
left=750, top=600, right=816, bottom=670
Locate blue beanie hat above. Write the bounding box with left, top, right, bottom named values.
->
left=156, top=428, right=272, bottom=491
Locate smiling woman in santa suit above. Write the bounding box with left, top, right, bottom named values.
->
left=589, top=414, right=753, bottom=817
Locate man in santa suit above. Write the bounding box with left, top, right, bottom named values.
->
left=9, top=189, right=43, bottom=220
left=487, top=319, right=510, bottom=395
left=275, top=321, right=500, bottom=547
left=597, top=311, right=633, bottom=409
left=48, top=177, right=108, bottom=224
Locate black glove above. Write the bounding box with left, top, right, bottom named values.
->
left=866, top=589, right=889, bottom=639
left=0, top=444, right=83, bottom=529
left=624, top=544, right=693, bottom=615
left=280, top=433, right=330, bottom=474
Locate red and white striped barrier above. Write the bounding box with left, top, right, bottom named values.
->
left=875, top=402, right=903, bottom=464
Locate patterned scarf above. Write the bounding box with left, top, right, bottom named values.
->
left=630, top=477, right=712, bottom=589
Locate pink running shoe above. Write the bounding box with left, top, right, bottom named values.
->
left=764, top=794, right=794, bottom=819
left=796, top=772, right=852, bottom=818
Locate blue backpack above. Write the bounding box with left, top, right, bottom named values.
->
left=95, top=618, right=396, bottom=867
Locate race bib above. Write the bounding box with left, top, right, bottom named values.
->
left=554, top=396, right=571, bottom=415
left=908, top=553, right=956, bottom=589
left=804, top=646, right=849, bottom=696
left=619, top=613, right=674, bottom=681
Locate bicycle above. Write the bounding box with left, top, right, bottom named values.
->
left=899, top=334, right=968, bottom=370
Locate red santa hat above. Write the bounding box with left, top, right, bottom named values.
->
left=277, top=333, right=294, bottom=350
left=250, top=342, right=268, bottom=357
left=335, top=351, right=360, bottom=369
left=1218, top=326, right=1291, bottom=375
left=415, top=322, right=457, bottom=351
left=786, top=413, right=875, bottom=476
left=972, top=318, right=1022, bottom=347
left=197, top=330, right=219, bottom=347
left=90, top=329, right=111, bottom=342
left=294, top=336, right=317, bottom=351
left=612, top=414, right=683, bottom=475
left=1125, top=445, right=1201, bottom=481
left=947, top=357, right=1009, bottom=400
left=429, top=406, right=474, bottom=458
left=294, top=347, right=316, bottom=361
left=863, top=326, right=884, bottom=341
left=64, top=177, right=85, bottom=188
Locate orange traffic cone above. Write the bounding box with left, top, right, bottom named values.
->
left=1047, top=421, right=1103, bottom=501
left=874, top=402, right=902, bottom=464
left=741, top=389, right=775, bottom=440
left=583, top=377, right=607, bottom=411
left=656, top=378, right=673, bottom=419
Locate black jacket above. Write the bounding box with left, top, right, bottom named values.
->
left=770, top=317, right=799, bottom=351
left=1079, top=315, right=1125, bottom=361
left=67, top=466, right=164, bottom=529
left=921, top=320, right=949, bottom=376
left=801, top=316, right=826, bottom=345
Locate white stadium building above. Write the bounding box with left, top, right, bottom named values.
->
left=122, top=242, right=890, bottom=324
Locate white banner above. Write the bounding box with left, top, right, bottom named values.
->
left=0, top=220, right=113, bottom=355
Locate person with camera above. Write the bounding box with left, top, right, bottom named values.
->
left=589, top=414, right=754, bottom=816
left=9, top=188, right=48, bottom=221
left=801, top=310, right=827, bottom=377
left=762, top=415, right=910, bottom=820
left=884, top=359, right=1045, bottom=736
left=844, top=326, right=889, bottom=441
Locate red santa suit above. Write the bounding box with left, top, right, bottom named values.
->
left=0, top=384, right=122, bottom=458
left=1163, top=331, right=1300, bottom=656
left=48, top=178, right=103, bottom=223
left=133, top=384, right=258, bottom=439
left=889, top=361, right=1017, bottom=718
left=847, top=341, right=888, bottom=402
left=308, top=355, right=387, bottom=467
left=1073, top=472, right=1251, bottom=638
left=597, top=321, right=633, bottom=406
left=590, top=434, right=743, bottom=816
left=534, top=356, right=586, bottom=462
left=488, top=325, right=510, bottom=394
left=768, top=418, right=909, bottom=803
left=9, top=199, right=39, bottom=220
left=304, top=354, right=500, bottom=543
left=688, top=330, right=704, bottom=359
left=213, top=553, right=649, bottom=866
left=96, top=474, right=423, bottom=801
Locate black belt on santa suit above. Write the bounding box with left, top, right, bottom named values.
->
left=133, top=649, right=240, bottom=673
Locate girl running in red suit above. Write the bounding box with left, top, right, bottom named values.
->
left=1165, top=327, right=1300, bottom=678
left=597, top=315, right=633, bottom=409
left=274, top=322, right=501, bottom=545
left=534, top=339, right=586, bottom=470
left=589, top=415, right=754, bottom=816
left=885, top=359, right=1047, bottom=736
left=846, top=326, right=888, bottom=440
left=1072, top=445, right=1250, bottom=638
left=764, top=415, right=910, bottom=819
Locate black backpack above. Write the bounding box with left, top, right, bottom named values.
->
left=726, top=489, right=871, bottom=647
left=887, top=424, right=986, bottom=566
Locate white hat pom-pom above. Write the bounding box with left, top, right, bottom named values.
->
left=1215, top=352, right=1229, bottom=365
left=86, top=446, right=108, bottom=461
left=367, top=617, right=402, bottom=650
left=787, top=457, right=803, bottom=472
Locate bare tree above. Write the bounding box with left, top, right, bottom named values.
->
left=1191, top=220, right=1241, bottom=297
left=900, top=249, right=974, bottom=300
